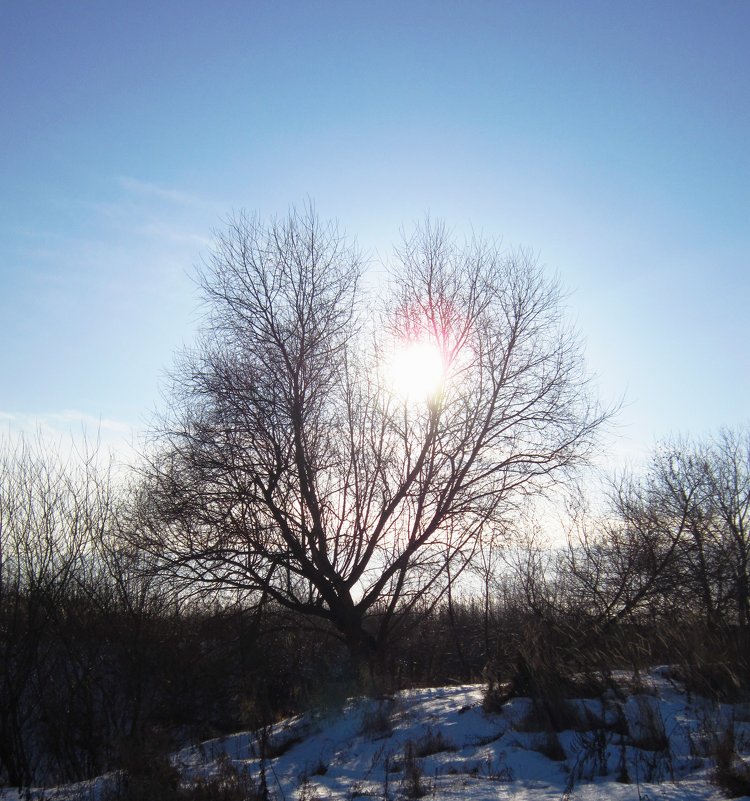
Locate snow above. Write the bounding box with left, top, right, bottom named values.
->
left=2, top=668, right=749, bottom=800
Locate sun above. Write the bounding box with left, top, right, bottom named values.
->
left=388, top=339, right=445, bottom=402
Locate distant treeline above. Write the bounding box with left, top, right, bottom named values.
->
left=1, top=426, right=749, bottom=787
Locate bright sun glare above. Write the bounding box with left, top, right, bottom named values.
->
left=389, top=340, right=445, bottom=402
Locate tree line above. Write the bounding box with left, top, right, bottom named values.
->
left=1, top=208, right=747, bottom=787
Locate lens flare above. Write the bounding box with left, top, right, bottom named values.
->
left=389, top=339, right=445, bottom=402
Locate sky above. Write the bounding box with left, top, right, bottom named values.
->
left=1, top=0, right=748, bottom=468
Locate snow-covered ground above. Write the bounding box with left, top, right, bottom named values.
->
left=3, top=668, right=749, bottom=800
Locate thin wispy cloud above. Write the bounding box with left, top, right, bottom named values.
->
left=136, top=220, right=213, bottom=248
left=1, top=2, right=747, bottom=467
left=0, top=171, right=214, bottom=440
left=1, top=409, right=135, bottom=437
left=0, top=410, right=140, bottom=466
left=116, top=176, right=215, bottom=209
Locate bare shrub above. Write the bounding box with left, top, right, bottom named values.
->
left=104, top=735, right=179, bottom=801
left=513, top=697, right=586, bottom=734
left=412, top=726, right=457, bottom=757
left=531, top=731, right=566, bottom=762
left=572, top=728, right=611, bottom=778
left=181, top=755, right=262, bottom=801
left=401, top=740, right=426, bottom=799
left=264, top=732, right=306, bottom=759
left=359, top=699, right=396, bottom=740
left=616, top=743, right=631, bottom=783
left=297, top=773, right=326, bottom=801
left=626, top=697, right=669, bottom=752
left=712, top=722, right=750, bottom=798
left=482, top=680, right=512, bottom=714
left=668, top=629, right=750, bottom=703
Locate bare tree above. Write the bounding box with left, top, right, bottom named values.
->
left=540, top=426, right=750, bottom=650
left=0, top=433, right=114, bottom=785
left=592, top=430, right=750, bottom=629
left=705, top=427, right=750, bottom=627
left=142, top=208, right=606, bottom=670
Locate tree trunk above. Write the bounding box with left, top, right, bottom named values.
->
left=337, top=616, right=381, bottom=692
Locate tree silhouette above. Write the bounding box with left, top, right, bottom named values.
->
left=141, top=207, right=605, bottom=670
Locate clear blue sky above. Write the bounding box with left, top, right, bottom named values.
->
left=1, top=0, right=748, bottom=465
